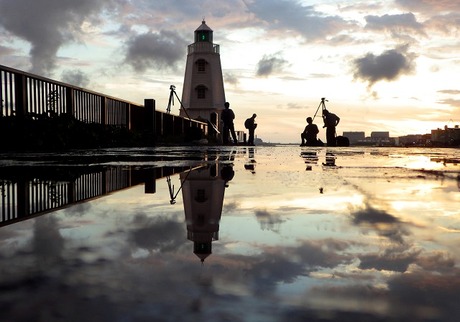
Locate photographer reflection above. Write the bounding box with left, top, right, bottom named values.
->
left=180, top=162, right=234, bottom=263
left=244, top=147, right=256, bottom=173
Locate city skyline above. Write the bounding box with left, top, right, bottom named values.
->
left=1, top=0, right=459, bottom=143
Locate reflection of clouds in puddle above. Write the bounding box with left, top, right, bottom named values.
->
left=128, top=213, right=186, bottom=253
left=358, top=248, right=420, bottom=273
left=33, top=215, right=65, bottom=266
left=63, top=202, right=92, bottom=217
left=2, top=147, right=460, bottom=321
left=222, top=200, right=239, bottom=213
left=416, top=251, right=455, bottom=274
left=254, top=209, right=285, bottom=232
left=349, top=203, right=411, bottom=244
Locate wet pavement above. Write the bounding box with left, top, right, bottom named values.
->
left=1, top=146, right=460, bottom=322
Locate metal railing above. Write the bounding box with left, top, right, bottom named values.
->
left=0, top=64, right=207, bottom=138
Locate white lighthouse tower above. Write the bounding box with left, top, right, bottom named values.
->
left=180, top=20, right=226, bottom=136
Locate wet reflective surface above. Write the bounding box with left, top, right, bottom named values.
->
left=1, top=146, right=460, bottom=321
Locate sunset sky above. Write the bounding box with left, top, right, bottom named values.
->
left=1, top=0, right=459, bottom=143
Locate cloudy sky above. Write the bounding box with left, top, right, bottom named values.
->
left=1, top=0, right=459, bottom=143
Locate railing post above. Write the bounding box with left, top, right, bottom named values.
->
left=14, top=73, right=27, bottom=118
left=100, top=96, right=106, bottom=125
left=65, top=87, right=74, bottom=116
left=16, top=180, right=29, bottom=219
left=126, top=103, right=131, bottom=130
left=144, top=99, right=156, bottom=141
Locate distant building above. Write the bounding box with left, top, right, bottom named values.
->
left=398, top=134, right=428, bottom=146
left=343, top=131, right=365, bottom=145
left=431, top=125, right=460, bottom=146
left=370, top=131, right=390, bottom=140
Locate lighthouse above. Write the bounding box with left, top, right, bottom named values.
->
left=180, top=163, right=234, bottom=262
left=180, top=20, right=226, bottom=137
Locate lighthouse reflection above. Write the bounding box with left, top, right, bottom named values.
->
left=180, top=162, right=234, bottom=263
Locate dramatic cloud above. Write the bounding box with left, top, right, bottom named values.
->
left=365, top=13, right=425, bottom=34
left=0, top=0, right=111, bottom=74
left=124, top=31, right=187, bottom=72
left=352, top=46, right=417, bottom=86
left=245, top=0, right=353, bottom=40
left=256, top=53, right=288, bottom=77
left=61, top=70, right=90, bottom=87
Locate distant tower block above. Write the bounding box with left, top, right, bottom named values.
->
left=180, top=20, right=226, bottom=137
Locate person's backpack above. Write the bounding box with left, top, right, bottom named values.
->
left=244, top=118, right=251, bottom=129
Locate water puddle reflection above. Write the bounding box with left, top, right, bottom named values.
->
left=1, top=146, right=460, bottom=321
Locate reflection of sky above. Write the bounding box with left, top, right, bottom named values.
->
left=1, top=147, right=460, bottom=321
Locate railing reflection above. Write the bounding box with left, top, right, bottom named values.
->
left=1, top=149, right=244, bottom=262
left=0, top=165, right=192, bottom=227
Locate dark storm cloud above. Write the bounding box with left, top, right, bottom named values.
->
left=245, top=0, right=353, bottom=40
left=365, top=13, right=425, bottom=34
left=124, top=31, right=187, bottom=72
left=256, top=53, right=288, bottom=77
left=61, top=70, right=90, bottom=87
left=0, top=0, right=111, bottom=75
left=352, top=46, right=417, bottom=86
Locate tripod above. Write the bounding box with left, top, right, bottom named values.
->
left=166, top=85, right=220, bottom=133
left=166, top=85, right=192, bottom=119
left=312, top=97, right=328, bottom=122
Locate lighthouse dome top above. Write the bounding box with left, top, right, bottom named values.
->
left=196, top=20, right=213, bottom=32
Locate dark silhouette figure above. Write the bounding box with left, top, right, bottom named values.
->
left=245, top=114, right=257, bottom=145
left=301, top=117, right=320, bottom=146
left=322, top=109, right=340, bottom=147
left=221, top=102, right=238, bottom=144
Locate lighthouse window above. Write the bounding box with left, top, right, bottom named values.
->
left=197, top=59, right=206, bottom=72
left=196, top=85, right=207, bottom=99
left=195, top=189, right=207, bottom=202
